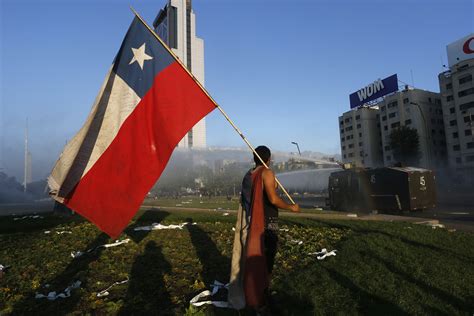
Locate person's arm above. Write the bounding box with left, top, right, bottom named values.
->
left=262, top=168, right=300, bottom=212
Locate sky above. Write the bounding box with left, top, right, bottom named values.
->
left=1, top=0, right=473, bottom=181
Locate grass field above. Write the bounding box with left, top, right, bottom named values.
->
left=0, top=208, right=473, bottom=315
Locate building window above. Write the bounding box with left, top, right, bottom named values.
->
left=459, top=74, right=472, bottom=85
left=381, top=106, right=386, bottom=112
left=447, top=95, right=454, bottom=102
left=382, top=115, right=387, bottom=121
left=357, top=123, right=361, bottom=129
left=388, top=112, right=397, bottom=118
left=435, top=99, right=441, bottom=105
left=458, top=88, right=474, bottom=98
left=465, top=129, right=472, bottom=136
left=450, top=120, right=457, bottom=126
left=428, top=97, right=432, bottom=103
left=340, top=129, right=344, bottom=134
left=466, top=155, right=474, bottom=162
left=340, top=120, right=344, bottom=126
left=384, top=145, right=390, bottom=150
left=467, top=142, right=474, bottom=149
left=355, top=115, right=361, bottom=120
left=446, top=83, right=453, bottom=90
left=360, top=151, right=364, bottom=157
left=464, top=116, right=472, bottom=123
left=348, top=153, right=354, bottom=158
left=456, top=157, right=462, bottom=164
left=387, top=101, right=398, bottom=108
left=343, top=154, right=346, bottom=159
left=386, top=155, right=391, bottom=161
left=359, top=142, right=363, bottom=146
left=344, top=118, right=351, bottom=123
left=391, top=122, right=400, bottom=128
left=460, top=101, right=474, bottom=111
left=431, top=118, right=436, bottom=124
left=384, top=125, right=388, bottom=131
left=453, top=145, right=460, bottom=151
left=348, top=144, right=354, bottom=149
left=453, top=132, right=459, bottom=138
left=438, top=119, right=443, bottom=125
left=341, top=137, right=345, bottom=142
left=359, top=132, right=362, bottom=137
left=405, top=119, right=412, bottom=125
left=345, top=126, right=353, bottom=131
left=403, top=98, right=409, bottom=104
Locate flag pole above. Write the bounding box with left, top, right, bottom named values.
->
left=130, top=8, right=295, bottom=205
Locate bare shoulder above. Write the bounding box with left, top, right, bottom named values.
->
left=262, top=168, right=275, bottom=178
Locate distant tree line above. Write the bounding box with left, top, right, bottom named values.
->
left=0, top=172, right=48, bottom=203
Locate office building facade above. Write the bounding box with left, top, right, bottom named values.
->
left=339, top=107, right=383, bottom=168
left=154, top=0, right=207, bottom=148
left=339, top=88, right=446, bottom=169
left=438, top=34, right=474, bottom=172
left=379, top=88, right=445, bottom=169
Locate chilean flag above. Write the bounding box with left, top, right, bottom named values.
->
left=48, top=17, right=215, bottom=238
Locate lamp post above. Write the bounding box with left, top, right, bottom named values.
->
left=291, top=141, right=301, bottom=156
left=410, top=102, right=432, bottom=168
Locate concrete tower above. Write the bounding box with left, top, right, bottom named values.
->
left=154, top=0, right=207, bottom=148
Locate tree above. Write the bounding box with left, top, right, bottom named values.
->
left=388, top=126, right=421, bottom=166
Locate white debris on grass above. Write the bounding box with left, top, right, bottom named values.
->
left=290, top=240, right=303, bottom=245
left=35, top=280, right=81, bottom=300
left=96, top=278, right=129, bottom=297
left=346, top=214, right=358, bottom=218
left=190, top=280, right=229, bottom=308
left=134, top=222, right=196, bottom=231
left=222, top=213, right=229, bottom=216
left=71, top=239, right=131, bottom=258
left=14, top=215, right=43, bottom=221
left=309, top=248, right=337, bottom=260
left=45, top=230, right=72, bottom=234
left=0, top=264, right=10, bottom=272
left=279, top=228, right=290, bottom=232
left=415, top=220, right=445, bottom=229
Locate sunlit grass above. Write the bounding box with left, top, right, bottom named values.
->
left=0, top=210, right=473, bottom=315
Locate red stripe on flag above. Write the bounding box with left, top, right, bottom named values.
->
left=64, top=62, right=215, bottom=238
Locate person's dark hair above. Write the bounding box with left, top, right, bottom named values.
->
left=254, top=145, right=271, bottom=165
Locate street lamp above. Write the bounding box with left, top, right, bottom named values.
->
left=291, top=141, right=301, bottom=156
left=410, top=102, right=432, bottom=168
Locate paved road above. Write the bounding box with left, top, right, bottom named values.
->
left=1, top=198, right=473, bottom=232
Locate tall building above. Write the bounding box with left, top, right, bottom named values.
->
left=339, top=107, right=383, bottom=168
left=438, top=34, right=474, bottom=174
left=339, top=87, right=446, bottom=169
left=379, top=88, right=445, bottom=169
left=154, top=0, right=207, bottom=148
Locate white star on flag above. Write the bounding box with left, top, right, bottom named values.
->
left=129, top=43, right=153, bottom=70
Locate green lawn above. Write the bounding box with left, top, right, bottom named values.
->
left=0, top=209, right=473, bottom=315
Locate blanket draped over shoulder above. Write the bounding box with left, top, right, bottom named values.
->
left=228, top=167, right=268, bottom=309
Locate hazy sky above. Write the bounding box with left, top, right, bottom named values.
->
left=1, top=0, right=473, bottom=180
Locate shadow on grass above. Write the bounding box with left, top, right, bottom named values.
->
left=119, top=241, right=173, bottom=315
left=12, top=232, right=110, bottom=315
left=321, top=265, right=407, bottom=315
left=368, top=251, right=472, bottom=312
left=185, top=218, right=230, bottom=287
left=124, top=209, right=170, bottom=243
left=0, top=214, right=83, bottom=235
left=303, top=218, right=474, bottom=263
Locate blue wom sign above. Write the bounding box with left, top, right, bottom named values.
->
left=349, top=74, right=398, bottom=109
